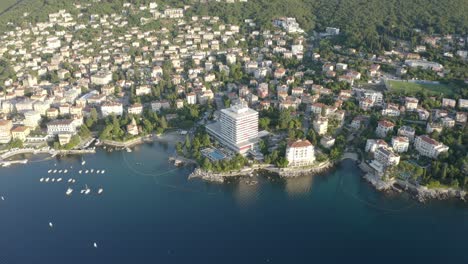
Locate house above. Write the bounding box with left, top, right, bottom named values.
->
left=398, top=126, right=416, bottom=141
left=186, top=93, right=197, bottom=105
left=458, top=99, right=468, bottom=108
left=11, top=126, right=30, bottom=142
left=381, top=103, right=400, bottom=117
left=0, top=120, right=13, bottom=143
left=455, top=112, right=467, bottom=123
left=365, top=139, right=388, bottom=153
left=151, top=100, right=171, bottom=112
left=426, top=122, right=443, bottom=134
left=414, top=135, right=449, bottom=158
left=374, top=147, right=400, bottom=167
left=391, top=136, right=409, bottom=153
left=91, top=70, right=113, bottom=85
left=126, top=118, right=139, bottom=136
left=442, top=98, right=456, bottom=108
left=350, top=116, right=368, bottom=130
left=405, top=97, right=419, bottom=111
left=313, top=117, right=328, bottom=135
left=135, top=85, right=151, bottom=96
left=441, top=117, right=455, bottom=128
left=47, top=119, right=78, bottom=135
left=128, top=104, right=143, bottom=115
left=320, top=136, right=335, bottom=149
left=359, top=98, right=374, bottom=111
left=285, top=139, right=315, bottom=167
left=101, top=102, right=123, bottom=117
left=376, top=120, right=395, bottom=138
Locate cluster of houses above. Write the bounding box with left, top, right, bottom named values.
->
left=0, top=1, right=466, bottom=175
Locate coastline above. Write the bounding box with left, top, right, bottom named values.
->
left=2, top=139, right=466, bottom=203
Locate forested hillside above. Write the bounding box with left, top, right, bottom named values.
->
left=0, top=0, right=467, bottom=52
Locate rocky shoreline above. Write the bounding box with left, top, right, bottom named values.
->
left=363, top=172, right=467, bottom=203
left=188, top=161, right=334, bottom=183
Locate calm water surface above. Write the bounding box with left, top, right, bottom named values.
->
left=0, top=140, right=467, bottom=264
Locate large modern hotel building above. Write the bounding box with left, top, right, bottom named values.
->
left=206, top=102, right=259, bottom=154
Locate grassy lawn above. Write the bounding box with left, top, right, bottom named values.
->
left=0, top=0, right=19, bottom=14
left=386, top=80, right=455, bottom=96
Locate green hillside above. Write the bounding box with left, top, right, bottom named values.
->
left=0, top=0, right=19, bottom=14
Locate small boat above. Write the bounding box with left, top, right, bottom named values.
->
left=57, top=178, right=62, bottom=182
left=80, top=190, right=85, bottom=194
left=98, top=188, right=103, bottom=194
left=68, top=179, right=72, bottom=183
left=1, top=196, right=4, bottom=201
left=45, top=178, right=50, bottom=182
left=48, top=170, right=52, bottom=173
left=126, top=148, right=132, bottom=153
left=49, top=222, right=53, bottom=228
left=81, top=160, right=86, bottom=165
left=53, top=170, right=57, bottom=173
left=66, top=188, right=73, bottom=196
left=72, top=179, right=76, bottom=183
left=96, top=170, right=100, bottom=174
left=90, top=169, right=94, bottom=173
left=40, top=178, right=44, bottom=182
left=85, top=170, right=89, bottom=174
left=85, top=189, right=91, bottom=195
left=58, top=170, right=62, bottom=173
left=51, top=178, right=56, bottom=182
left=93, top=242, right=98, bottom=248
left=101, top=170, right=105, bottom=174
left=64, top=169, right=68, bottom=174
left=79, top=170, right=82, bottom=174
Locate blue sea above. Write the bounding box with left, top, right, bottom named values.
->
left=0, top=140, right=467, bottom=264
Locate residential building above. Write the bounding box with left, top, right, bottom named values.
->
left=376, top=120, right=395, bottom=138
left=47, top=119, right=78, bottom=135
left=414, top=135, right=449, bottom=158
left=101, top=102, right=123, bottom=117
left=365, top=139, right=388, bottom=153
left=398, top=126, right=416, bottom=141
left=405, top=97, right=419, bottom=111
left=313, top=117, right=328, bottom=135
left=374, top=147, right=400, bottom=167
left=320, top=136, right=335, bottom=149
left=11, top=126, right=30, bottom=142
left=0, top=120, right=13, bottom=143
left=391, top=136, right=409, bottom=153
left=442, top=98, right=456, bottom=108
left=128, top=104, right=143, bottom=115
left=286, top=139, right=315, bottom=167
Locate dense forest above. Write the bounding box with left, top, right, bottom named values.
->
left=0, top=0, right=467, bottom=52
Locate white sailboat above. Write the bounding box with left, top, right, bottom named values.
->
left=85, top=170, right=89, bottom=174
left=49, top=222, right=53, bottom=228
left=48, top=170, right=52, bottom=173
left=96, top=170, right=100, bottom=174
left=51, top=178, right=56, bottom=182
left=40, top=178, right=44, bottom=182
left=85, top=185, right=91, bottom=195
left=79, top=170, right=82, bottom=174
left=98, top=188, right=104, bottom=194
left=57, top=178, right=62, bottom=182
left=93, top=242, right=98, bottom=248
left=64, top=169, right=68, bottom=174
left=90, top=169, right=94, bottom=173
left=45, top=178, right=50, bottom=182
left=58, top=170, right=62, bottom=173
left=53, top=170, right=57, bottom=173
left=66, top=188, right=73, bottom=196
left=1, top=196, right=4, bottom=201
left=68, top=179, right=72, bottom=183
left=101, top=170, right=105, bottom=174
